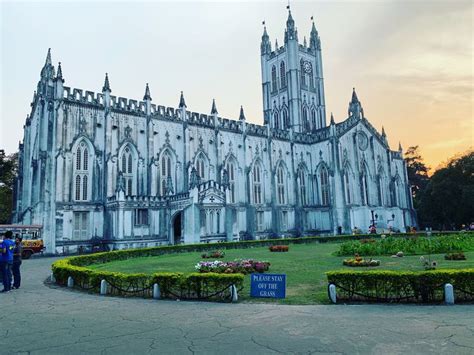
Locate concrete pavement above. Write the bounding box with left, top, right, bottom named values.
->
left=0, top=257, right=473, bottom=354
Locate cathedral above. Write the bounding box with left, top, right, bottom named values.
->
left=13, top=11, right=416, bottom=254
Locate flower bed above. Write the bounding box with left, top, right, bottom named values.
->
left=343, top=254, right=380, bottom=267
left=445, top=252, right=466, bottom=260
left=269, top=245, right=289, bottom=252
left=195, top=259, right=270, bottom=274
left=201, top=250, right=225, bottom=259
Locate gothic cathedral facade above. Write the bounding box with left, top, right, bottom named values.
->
left=13, top=11, right=416, bottom=254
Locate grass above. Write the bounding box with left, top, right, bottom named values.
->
left=88, top=244, right=474, bottom=305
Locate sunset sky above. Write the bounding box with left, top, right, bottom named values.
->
left=1, top=0, right=472, bottom=170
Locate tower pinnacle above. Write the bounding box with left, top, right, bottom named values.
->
left=56, top=62, right=64, bottom=82
left=143, top=83, right=152, bottom=101
left=261, top=24, right=271, bottom=55
left=239, top=106, right=246, bottom=121
left=102, top=73, right=111, bottom=92
left=179, top=91, right=187, bottom=108
left=210, top=99, right=218, bottom=115
left=40, top=48, right=55, bottom=80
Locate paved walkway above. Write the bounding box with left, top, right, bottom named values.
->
left=0, top=257, right=473, bottom=354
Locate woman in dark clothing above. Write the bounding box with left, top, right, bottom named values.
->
left=12, top=236, right=22, bottom=289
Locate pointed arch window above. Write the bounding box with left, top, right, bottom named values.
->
left=253, top=163, right=263, bottom=204
left=273, top=110, right=280, bottom=129
left=281, top=107, right=289, bottom=129
left=311, top=108, right=317, bottom=130
left=196, top=156, right=206, bottom=181
left=299, top=168, right=307, bottom=206
left=121, top=147, right=134, bottom=196
left=344, top=170, right=352, bottom=205
left=280, top=61, right=286, bottom=87
left=302, top=106, right=310, bottom=131
left=300, top=59, right=306, bottom=86
left=378, top=174, right=385, bottom=206
left=276, top=165, right=286, bottom=205
left=226, top=161, right=236, bottom=203
left=161, top=152, right=172, bottom=196
left=271, top=65, right=277, bottom=92
left=74, top=141, right=91, bottom=201
left=361, top=172, right=369, bottom=205
left=320, top=166, right=330, bottom=206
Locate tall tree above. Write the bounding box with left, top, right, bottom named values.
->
left=404, top=145, right=430, bottom=201
left=0, top=150, right=18, bottom=224
left=418, top=151, right=474, bottom=230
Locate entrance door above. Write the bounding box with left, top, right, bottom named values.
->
left=172, top=212, right=182, bottom=244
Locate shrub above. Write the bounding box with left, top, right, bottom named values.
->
left=201, top=250, right=225, bottom=259
left=326, top=269, right=474, bottom=303
left=52, top=256, right=244, bottom=301
left=445, top=252, right=466, bottom=260
left=336, top=234, right=474, bottom=256
left=269, top=245, right=289, bottom=252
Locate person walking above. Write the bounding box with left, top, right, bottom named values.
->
left=1, top=231, right=15, bottom=292
left=12, top=236, right=23, bottom=289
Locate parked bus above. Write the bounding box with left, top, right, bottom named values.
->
left=0, top=225, right=44, bottom=259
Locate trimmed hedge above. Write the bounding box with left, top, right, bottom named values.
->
left=336, top=234, right=474, bottom=256
left=52, top=254, right=243, bottom=301
left=326, top=269, right=474, bottom=303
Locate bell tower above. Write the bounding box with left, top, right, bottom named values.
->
left=260, top=9, right=326, bottom=133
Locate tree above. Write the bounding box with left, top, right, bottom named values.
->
left=0, top=150, right=18, bottom=224
left=417, top=151, right=474, bottom=230
left=404, top=146, right=430, bottom=200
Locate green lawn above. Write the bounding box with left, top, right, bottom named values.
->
left=88, top=244, right=474, bottom=305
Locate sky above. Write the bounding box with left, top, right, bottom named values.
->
left=1, top=0, right=472, bottom=170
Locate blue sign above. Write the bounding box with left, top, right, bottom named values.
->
left=250, top=273, right=286, bottom=299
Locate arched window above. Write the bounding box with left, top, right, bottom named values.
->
left=311, top=108, right=317, bottom=130
left=253, top=163, right=262, bottom=204
left=121, top=147, right=134, bottom=196
left=281, top=107, right=289, bottom=129
left=302, top=106, right=310, bottom=131
left=276, top=165, right=285, bottom=205
left=280, top=61, right=286, bottom=87
left=74, top=141, right=91, bottom=201
left=361, top=172, right=369, bottom=205
left=320, top=166, right=330, bottom=206
left=378, top=174, right=385, bottom=206
left=271, top=65, right=277, bottom=92
left=196, top=156, right=205, bottom=181
left=161, top=152, right=172, bottom=195
left=344, top=170, right=351, bottom=204
left=299, top=168, right=307, bottom=206
left=226, top=161, right=236, bottom=203
left=273, top=110, right=280, bottom=129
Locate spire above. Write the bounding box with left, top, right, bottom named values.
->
left=275, top=38, right=279, bottom=49
left=330, top=112, right=335, bottom=125
left=210, top=99, right=218, bottom=115
left=398, top=141, right=403, bottom=152
left=381, top=126, right=386, bottom=137
left=348, top=87, right=363, bottom=119
left=102, top=73, right=111, bottom=92
left=45, top=48, right=52, bottom=66
left=143, top=83, right=152, bottom=101
left=303, top=36, right=307, bottom=47
left=309, top=18, right=320, bottom=50
left=56, top=62, right=64, bottom=82
left=261, top=24, right=271, bottom=55
left=179, top=91, right=187, bottom=108
left=239, top=105, right=246, bottom=121
left=284, top=8, right=298, bottom=43
left=40, top=48, right=55, bottom=80
left=351, top=87, right=359, bottom=103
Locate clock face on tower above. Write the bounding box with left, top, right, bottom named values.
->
left=303, top=61, right=312, bottom=74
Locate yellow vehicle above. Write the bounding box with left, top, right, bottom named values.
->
left=0, top=225, right=44, bottom=259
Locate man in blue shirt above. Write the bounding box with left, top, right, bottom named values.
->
left=1, top=231, right=15, bottom=292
